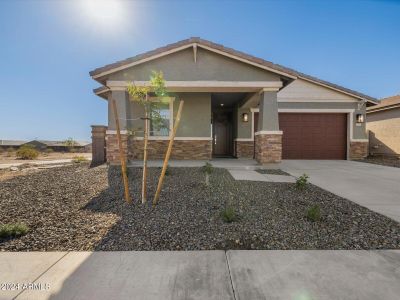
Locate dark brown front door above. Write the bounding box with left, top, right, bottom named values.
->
left=279, top=113, right=347, bottom=159
left=213, top=111, right=233, bottom=156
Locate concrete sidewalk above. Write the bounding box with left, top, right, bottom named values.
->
left=1, top=250, right=399, bottom=300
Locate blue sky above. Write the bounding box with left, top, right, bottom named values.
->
left=0, top=0, right=399, bottom=141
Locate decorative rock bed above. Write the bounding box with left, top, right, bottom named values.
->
left=0, top=163, right=399, bottom=251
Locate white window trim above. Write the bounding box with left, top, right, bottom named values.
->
left=255, top=130, right=283, bottom=135
left=106, top=130, right=128, bottom=134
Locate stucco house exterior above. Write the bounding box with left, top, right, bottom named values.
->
left=367, top=95, right=400, bottom=156
left=90, top=37, right=376, bottom=164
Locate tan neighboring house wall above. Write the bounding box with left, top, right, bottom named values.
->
left=367, top=107, right=400, bottom=156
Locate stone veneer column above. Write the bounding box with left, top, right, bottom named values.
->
left=91, top=125, right=107, bottom=165
left=255, top=90, right=282, bottom=164
left=255, top=132, right=282, bottom=163
left=349, top=141, right=368, bottom=159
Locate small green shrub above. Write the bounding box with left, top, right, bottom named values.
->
left=0, top=223, right=29, bottom=238
left=16, top=145, right=39, bottom=160
left=221, top=207, right=238, bottom=223
left=201, top=162, right=213, bottom=174
left=306, top=204, right=321, bottom=222
left=202, top=162, right=213, bottom=186
left=72, top=156, right=88, bottom=163
left=45, top=148, right=54, bottom=153
left=296, top=174, right=309, bottom=189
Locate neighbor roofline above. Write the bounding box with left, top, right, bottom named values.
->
left=367, top=103, right=400, bottom=113
left=89, top=37, right=377, bottom=102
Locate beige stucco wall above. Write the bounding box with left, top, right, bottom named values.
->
left=107, top=47, right=280, bottom=82
left=236, top=107, right=253, bottom=139
left=278, top=79, right=357, bottom=101
left=127, top=92, right=211, bottom=138
left=104, top=50, right=367, bottom=145
left=367, top=108, right=400, bottom=155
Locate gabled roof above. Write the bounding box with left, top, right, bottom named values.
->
left=90, top=37, right=377, bottom=102
left=367, top=95, right=400, bottom=113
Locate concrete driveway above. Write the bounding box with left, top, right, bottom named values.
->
left=280, top=160, right=400, bottom=223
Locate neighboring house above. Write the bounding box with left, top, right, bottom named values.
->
left=367, top=95, right=400, bottom=156
left=90, top=37, right=377, bottom=164
left=0, top=140, right=26, bottom=150
left=0, top=140, right=92, bottom=152
left=23, top=140, right=92, bottom=152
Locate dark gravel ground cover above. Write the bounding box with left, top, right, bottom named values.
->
left=1, top=163, right=399, bottom=251
left=357, top=156, right=400, bottom=168
left=255, top=169, right=290, bottom=175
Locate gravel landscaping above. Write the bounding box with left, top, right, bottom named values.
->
left=1, top=163, right=400, bottom=251
left=357, top=156, right=400, bottom=168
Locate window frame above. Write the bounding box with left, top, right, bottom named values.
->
left=149, top=96, right=174, bottom=137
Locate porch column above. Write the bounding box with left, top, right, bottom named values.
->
left=255, top=89, right=282, bottom=164
left=106, top=90, right=129, bottom=164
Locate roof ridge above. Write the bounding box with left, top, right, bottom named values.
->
left=89, top=37, right=377, bottom=101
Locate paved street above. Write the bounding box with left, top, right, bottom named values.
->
left=1, top=250, right=400, bottom=300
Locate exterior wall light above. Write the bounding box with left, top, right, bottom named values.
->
left=242, top=113, right=249, bottom=122
left=356, top=113, right=364, bottom=123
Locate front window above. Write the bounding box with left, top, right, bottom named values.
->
left=150, top=97, right=173, bottom=136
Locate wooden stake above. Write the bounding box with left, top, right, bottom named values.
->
left=111, top=98, right=131, bottom=203
left=153, top=100, right=184, bottom=206
left=142, top=107, right=149, bottom=203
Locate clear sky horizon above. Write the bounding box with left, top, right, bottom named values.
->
left=0, top=0, right=399, bottom=141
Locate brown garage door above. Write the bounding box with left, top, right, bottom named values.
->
left=279, top=113, right=347, bottom=159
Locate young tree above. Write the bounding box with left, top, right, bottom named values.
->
left=127, top=71, right=168, bottom=204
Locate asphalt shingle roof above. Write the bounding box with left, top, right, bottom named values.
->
left=90, top=37, right=377, bottom=102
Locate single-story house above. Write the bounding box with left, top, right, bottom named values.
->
left=367, top=95, right=400, bottom=156
left=0, top=140, right=26, bottom=150
left=90, top=37, right=377, bottom=164
left=23, top=140, right=91, bottom=152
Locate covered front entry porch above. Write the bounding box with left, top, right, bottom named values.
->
left=209, top=88, right=283, bottom=164
left=106, top=80, right=284, bottom=164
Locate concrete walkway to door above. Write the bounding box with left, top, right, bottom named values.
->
left=280, top=160, right=400, bottom=223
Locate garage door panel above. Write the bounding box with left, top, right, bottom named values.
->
left=279, top=113, right=347, bottom=160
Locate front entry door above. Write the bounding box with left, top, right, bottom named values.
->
left=213, top=111, right=232, bottom=157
